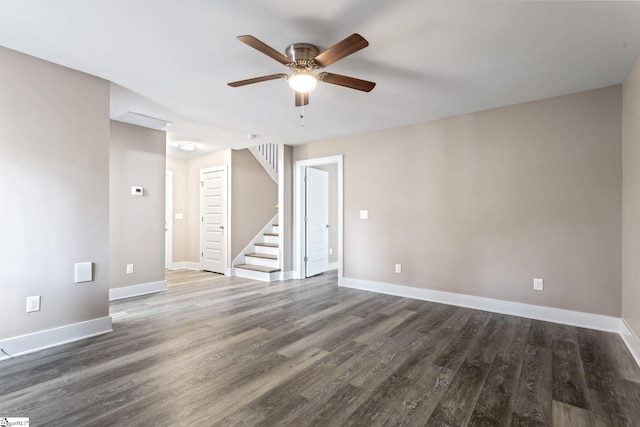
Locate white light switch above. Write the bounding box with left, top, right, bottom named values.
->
left=75, top=262, right=93, bottom=283
left=175, top=213, right=184, bottom=220
left=360, top=210, right=369, bottom=220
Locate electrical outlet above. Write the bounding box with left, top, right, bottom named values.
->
left=360, top=210, right=369, bottom=220
left=395, top=264, right=402, bottom=274
left=26, top=296, right=41, bottom=313
left=126, top=264, right=134, bottom=274
left=329, top=248, right=333, bottom=256
left=533, top=278, right=544, bottom=291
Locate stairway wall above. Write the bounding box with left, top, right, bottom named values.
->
left=231, top=149, right=278, bottom=260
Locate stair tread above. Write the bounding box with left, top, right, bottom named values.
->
left=235, top=264, right=281, bottom=273
left=245, top=253, right=277, bottom=260
left=264, top=233, right=279, bottom=237
left=255, top=243, right=278, bottom=248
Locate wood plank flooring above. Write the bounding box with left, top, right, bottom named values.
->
left=1, top=270, right=640, bottom=426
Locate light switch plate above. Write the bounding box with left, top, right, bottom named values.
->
left=175, top=213, right=184, bottom=220
left=360, top=210, right=369, bottom=220
left=75, top=262, right=93, bottom=283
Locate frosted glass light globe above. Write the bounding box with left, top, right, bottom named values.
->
left=288, top=71, right=318, bottom=93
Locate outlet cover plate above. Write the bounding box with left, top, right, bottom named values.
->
left=26, top=295, right=41, bottom=313
left=533, top=278, right=544, bottom=291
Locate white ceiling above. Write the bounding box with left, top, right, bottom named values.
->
left=1, top=1, right=639, bottom=158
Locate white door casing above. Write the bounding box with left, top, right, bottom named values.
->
left=305, top=167, right=329, bottom=277
left=200, top=167, right=228, bottom=274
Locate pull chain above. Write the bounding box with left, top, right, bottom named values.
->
left=300, top=103, right=305, bottom=127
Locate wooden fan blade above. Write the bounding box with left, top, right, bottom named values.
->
left=228, top=74, right=287, bottom=87
left=313, top=34, right=369, bottom=68
left=237, top=35, right=293, bottom=65
left=318, top=72, right=376, bottom=92
left=295, top=91, right=309, bottom=107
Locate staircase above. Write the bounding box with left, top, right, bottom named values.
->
left=234, top=223, right=281, bottom=282
left=234, top=143, right=281, bottom=282
left=248, top=143, right=278, bottom=183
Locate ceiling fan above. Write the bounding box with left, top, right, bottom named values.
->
left=228, top=34, right=376, bottom=106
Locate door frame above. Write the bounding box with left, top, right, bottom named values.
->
left=165, top=170, right=173, bottom=269
left=294, top=155, right=343, bottom=281
left=199, top=165, right=230, bottom=274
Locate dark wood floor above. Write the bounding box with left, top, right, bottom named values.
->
left=1, top=270, right=640, bottom=426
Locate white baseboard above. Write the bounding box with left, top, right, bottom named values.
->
left=279, top=270, right=294, bottom=281
left=0, top=316, right=112, bottom=361
left=169, top=262, right=201, bottom=271
left=621, top=318, right=640, bottom=368
left=328, top=262, right=339, bottom=271
left=340, top=277, right=621, bottom=333
left=109, top=280, right=167, bottom=301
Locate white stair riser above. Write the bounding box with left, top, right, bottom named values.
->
left=245, top=257, right=279, bottom=268
left=235, top=268, right=279, bottom=282
left=263, top=235, right=279, bottom=244
left=272, top=226, right=279, bottom=234
left=255, top=246, right=279, bottom=256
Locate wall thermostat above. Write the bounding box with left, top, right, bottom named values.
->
left=131, top=186, right=144, bottom=196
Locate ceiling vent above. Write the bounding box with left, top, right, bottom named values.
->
left=113, top=111, right=172, bottom=130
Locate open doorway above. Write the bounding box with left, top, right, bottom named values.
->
left=294, top=155, right=343, bottom=281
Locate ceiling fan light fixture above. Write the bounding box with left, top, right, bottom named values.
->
left=288, top=71, right=317, bottom=93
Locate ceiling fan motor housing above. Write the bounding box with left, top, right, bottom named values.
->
left=285, top=43, right=320, bottom=64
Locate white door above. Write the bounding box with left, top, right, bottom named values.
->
left=165, top=171, right=173, bottom=269
left=305, top=167, right=329, bottom=277
left=200, top=167, right=227, bottom=274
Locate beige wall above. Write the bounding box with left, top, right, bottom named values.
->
left=0, top=46, right=110, bottom=339
left=280, top=145, right=294, bottom=272
left=311, top=164, right=339, bottom=265
left=294, top=86, right=622, bottom=317
left=166, top=156, right=188, bottom=263
left=623, top=54, right=640, bottom=335
left=231, top=149, right=278, bottom=260
left=109, top=121, right=166, bottom=289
